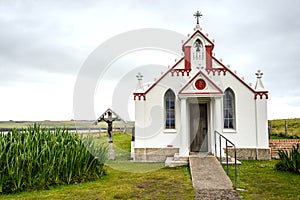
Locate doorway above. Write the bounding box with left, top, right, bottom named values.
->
left=190, top=104, right=208, bottom=152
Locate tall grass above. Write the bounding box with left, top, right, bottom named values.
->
left=276, top=144, right=300, bottom=174
left=0, top=124, right=107, bottom=194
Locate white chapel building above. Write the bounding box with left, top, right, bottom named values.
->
left=132, top=12, right=270, bottom=161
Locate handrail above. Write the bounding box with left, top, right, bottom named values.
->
left=214, top=130, right=238, bottom=189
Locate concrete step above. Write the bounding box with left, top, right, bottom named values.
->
left=189, top=152, right=214, bottom=158
left=218, top=156, right=242, bottom=165
left=165, top=156, right=189, bottom=167
left=173, top=153, right=189, bottom=161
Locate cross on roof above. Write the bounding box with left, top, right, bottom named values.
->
left=255, top=70, right=263, bottom=78
left=136, top=72, right=143, bottom=89
left=136, top=72, right=143, bottom=81
left=194, top=11, right=203, bottom=25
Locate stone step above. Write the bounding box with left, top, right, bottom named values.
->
left=218, top=156, right=242, bottom=165
left=165, top=156, right=189, bottom=167
left=173, top=153, right=189, bottom=161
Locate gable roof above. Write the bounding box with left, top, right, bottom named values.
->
left=138, top=57, right=184, bottom=95
left=133, top=28, right=268, bottom=100
left=212, top=56, right=257, bottom=93
left=182, top=29, right=214, bottom=51
left=179, top=70, right=223, bottom=95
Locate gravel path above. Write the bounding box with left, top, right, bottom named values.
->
left=195, top=189, right=242, bottom=200
left=189, top=154, right=242, bottom=200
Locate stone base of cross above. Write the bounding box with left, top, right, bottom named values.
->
left=108, top=143, right=115, bottom=160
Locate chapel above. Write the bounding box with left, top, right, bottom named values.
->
left=132, top=11, right=270, bottom=162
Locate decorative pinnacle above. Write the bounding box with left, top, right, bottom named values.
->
left=136, top=72, right=143, bottom=89
left=194, top=11, right=203, bottom=25
left=255, top=70, right=263, bottom=78
left=136, top=72, right=143, bottom=81
left=255, top=70, right=265, bottom=90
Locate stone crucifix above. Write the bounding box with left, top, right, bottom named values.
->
left=100, top=111, right=117, bottom=143
left=96, top=109, right=122, bottom=160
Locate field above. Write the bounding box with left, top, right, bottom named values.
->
left=269, top=118, right=300, bottom=138
left=0, top=120, right=134, bottom=131
left=1, top=118, right=299, bottom=138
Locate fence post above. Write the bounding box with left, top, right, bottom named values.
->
left=268, top=121, right=272, bottom=138
left=285, top=120, right=288, bottom=137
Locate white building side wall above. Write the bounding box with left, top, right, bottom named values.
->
left=256, top=98, right=269, bottom=148
left=134, top=72, right=188, bottom=149
left=214, top=72, right=258, bottom=148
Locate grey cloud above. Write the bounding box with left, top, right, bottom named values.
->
left=0, top=0, right=300, bottom=112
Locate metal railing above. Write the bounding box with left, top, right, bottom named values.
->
left=214, top=131, right=238, bottom=189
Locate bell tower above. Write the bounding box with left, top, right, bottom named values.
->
left=183, top=11, right=214, bottom=71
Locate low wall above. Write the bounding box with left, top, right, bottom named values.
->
left=269, top=139, right=300, bottom=159
left=134, top=148, right=179, bottom=162
left=227, top=148, right=271, bottom=160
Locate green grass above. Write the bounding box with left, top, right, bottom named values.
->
left=3, top=122, right=300, bottom=199
left=226, top=160, right=300, bottom=200
left=0, top=165, right=194, bottom=200
left=94, top=133, right=165, bottom=173
left=0, top=132, right=194, bottom=199
left=269, top=118, right=300, bottom=138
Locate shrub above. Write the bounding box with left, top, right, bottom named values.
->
left=276, top=144, right=300, bottom=174
left=0, top=124, right=107, bottom=194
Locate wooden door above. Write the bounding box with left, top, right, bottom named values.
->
left=190, top=104, right=208, bottom=152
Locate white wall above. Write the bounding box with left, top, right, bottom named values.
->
left=134, top=71, right=187, bottom=149
left=134, top=49, right=268, bottom=154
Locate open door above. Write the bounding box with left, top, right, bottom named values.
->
left=190, top=104, right=208, bottom=152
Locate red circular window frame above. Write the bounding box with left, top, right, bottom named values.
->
left=195, top=79, right=206, bottom=90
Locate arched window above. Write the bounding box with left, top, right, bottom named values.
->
left=165, top=89, right=175, bottom=129
left=223, top=88, right=235, bottom=129
left=193, top=38, right=203, bottom=60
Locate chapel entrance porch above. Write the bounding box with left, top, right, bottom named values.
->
left=180, top=96, right=222, bottom=157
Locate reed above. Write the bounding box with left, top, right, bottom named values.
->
left=0, top=124, right=107, bottom=194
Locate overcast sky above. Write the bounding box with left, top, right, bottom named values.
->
left=0, top=0, right=300, bottom=121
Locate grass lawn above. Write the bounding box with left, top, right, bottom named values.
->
left=0, top=133, right=194, bottom=199
left=226, top=160, right=300, bottom=200
left=2, top=130, right=300, bottom=199
left=0, top=165, right=195, bottom=200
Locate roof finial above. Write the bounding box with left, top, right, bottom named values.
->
left=255, top=70, right=265, bottom=91
left=194, top=11, right=203, bottom=25
left=255, top=70, right=263, bottom=79
left=136, top=72, right=143, bottom=89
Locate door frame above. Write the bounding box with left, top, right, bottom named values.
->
left=187, top=98, right=211, bottom=153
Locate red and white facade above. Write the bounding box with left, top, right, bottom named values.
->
left=132, top=23, right=270, bottom=161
